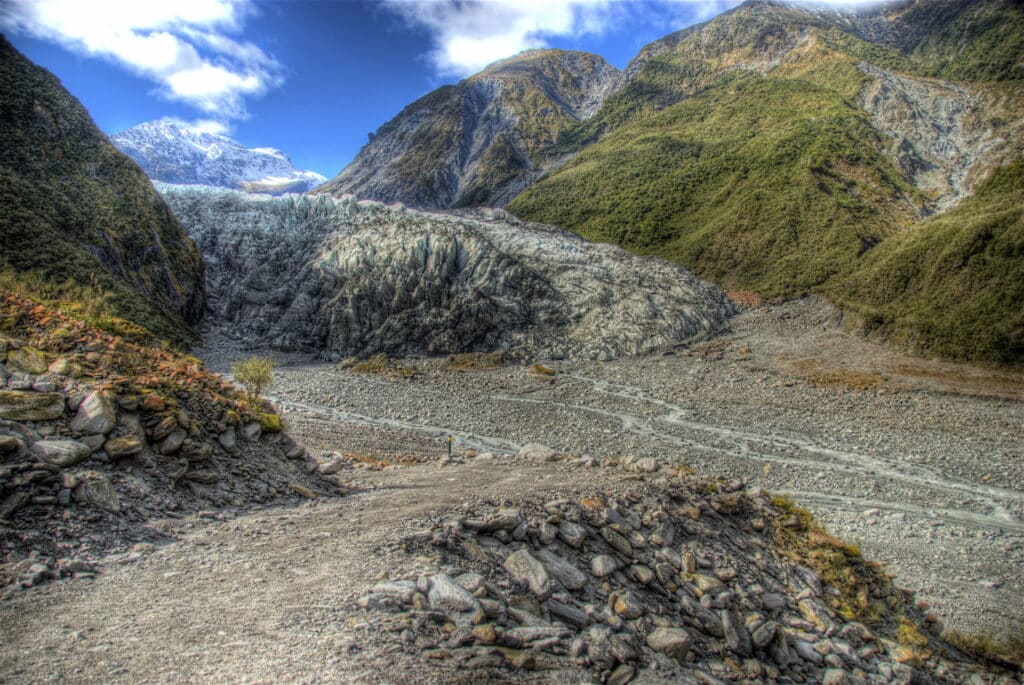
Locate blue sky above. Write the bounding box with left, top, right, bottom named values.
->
left=3, top=1, right=759, bottom=178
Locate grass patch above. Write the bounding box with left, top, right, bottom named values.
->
left=792, top=360, right=887, bottom=391
left=942, top=628, right=1024, bottom=669
left=769, top=494, right=907, bottom=627
left=346, top=353, right=418, bottom=379
left=827, top=160, right=1024, bottom=364
left=255, top=412, right=284, bottom=433
left=445, top=351, right=507, bottom=371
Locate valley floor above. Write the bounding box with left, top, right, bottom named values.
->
left=2, top=298, right=1021, bottom=682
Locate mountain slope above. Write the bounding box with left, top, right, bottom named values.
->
left=507, top=0, right=1024, bottom=363
left=112, top=120, right=326, bottom=195
left=318, top=49, right=619, bottom=208
left=510, top=67, right=924, bottom=297
left=0, top=36, right=203, bottom=345
left=827, top=160, right=1024, bottom=363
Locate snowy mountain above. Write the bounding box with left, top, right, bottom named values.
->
left=111, top=120, right=326, bottom=195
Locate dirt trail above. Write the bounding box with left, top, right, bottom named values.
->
left=1, top=462, right=640, bottom=684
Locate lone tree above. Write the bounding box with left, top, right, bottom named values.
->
left=231, top=356, right=277, bottom=399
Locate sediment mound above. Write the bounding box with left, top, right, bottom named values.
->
left=357, top=473, right=1010, bottom=684
left=0, top=291, right=337, bottom=595
left=160, top=187, right=734, bottom=361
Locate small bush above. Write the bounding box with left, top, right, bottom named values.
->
left=231, top=356, right=277, bottom=399
left=529, top=363, right=555, bottom=376
left=255, top=412, right=284, bottom=433
left=943, top=628, right=1024, bottom=668
left=348, top=353, right=417, bottom=379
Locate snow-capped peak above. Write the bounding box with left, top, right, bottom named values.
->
left=111, top=120, right=326, bottom=196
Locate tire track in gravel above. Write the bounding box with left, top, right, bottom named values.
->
left=492, top=390, right=1023, bottom=531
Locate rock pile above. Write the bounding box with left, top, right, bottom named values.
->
left=160, top=187, right=734, bottom=361
left=357, top=474, right=1007, bottom=684
left=0, top=291, right=336, bottom=595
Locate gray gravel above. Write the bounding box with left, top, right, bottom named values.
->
left=200, top=297, right=1024, bottom=638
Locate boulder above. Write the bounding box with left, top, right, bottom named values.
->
left=558, top=521, right=587, bottom=548
left=104, top=435, right=143, bottom=460
left=75, top=472, right=120, bottom=512
left=242, top=422, right=262, bottom=441
left=159, top=429, right=187, bottom=455
left=5, top=347, right=47, bottom=374
left=428, top=573, right=479, bottom=613
left=30, top=438, right=92, bottom=467
left=70, top=391, right=116, bottom=435
left=503, top=549, right=552, bottom=598
left=218, top=426, right=237, bottom=451
left=517, top=442, right=557, bottom=461
left=592, top=555, right=618, bottom=577
left=646, top=627, right=692, bottom=661
left=0, top=434, right=19, bottom=453
left=0, top=391, right=64, bottom=421
left=536, top=549, right=587, bottom=590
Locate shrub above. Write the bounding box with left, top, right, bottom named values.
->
left=230, top=356, right=277, bottom=399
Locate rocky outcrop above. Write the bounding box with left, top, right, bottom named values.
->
left=112, top=120, right=327, bottom=195
left=356, top=472, right=994, bottom=683
left=160, top=186, right=733, bottom=360
left=318, top=49, right=620, bottom=209
left=0, top=37, right=203, bottom=344
left=0, top=290, right=338, bottom=595
left=857, top=63, right=1019, bottom=211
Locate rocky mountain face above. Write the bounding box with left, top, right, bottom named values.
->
left=159, top=186, right=733, bottom=361
left=317, top=50, right=619, bottom=208
left=0, top=36, right=204, bottom=345
left=112, top=120, right=327, bottom=195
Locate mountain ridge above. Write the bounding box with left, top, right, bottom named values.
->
left=315, top=0, right=1023, bottom=363
left=112, top=120, right=326, bottom=196
left=317, top=49, right=620, bottom=208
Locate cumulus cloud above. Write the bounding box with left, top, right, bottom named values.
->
left=0, top=0, right=280, bottom=123
left=162, top=117, right=232, bottom=136
left=384, top=0, right=894, bottom=77
left=383, top=0, right=616, bottom=76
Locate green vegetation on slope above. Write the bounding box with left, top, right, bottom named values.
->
left=0, top=35, right=203, bottom=346
left=546, top=3, right=823, bottom=156
left=511, top=66, right=920, bottom=297
left=827, top=161, right=1024, bottom=364
left=510, top=0, right=1024, bottom=364
left=897, top=0, right=1024, bottom=82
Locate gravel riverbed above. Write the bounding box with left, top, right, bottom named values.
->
left=201, top=297, right=1024, bottom=639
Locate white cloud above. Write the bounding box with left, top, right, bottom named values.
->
left=161, top=117, right=232, bottom=136
left=384, top=0, right=896, bottom=77
left=383, top=0, right=618, bottom=77
left=0, top=0, right=280, bottom=123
